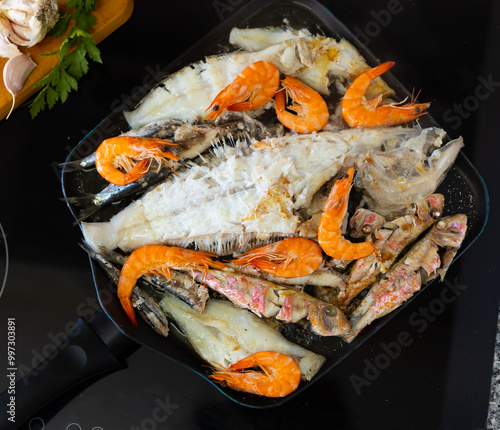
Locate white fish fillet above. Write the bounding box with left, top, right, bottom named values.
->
left=229, top=27, right=392, bottom=99
left=160, top=296, right=326, bottom=381
left=124, top=28, right=393, bottom=129
left=82, top=127, right=441, bottom=255
left=229, top=26, right=314, bottom=51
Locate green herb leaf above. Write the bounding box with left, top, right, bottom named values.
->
left=29, top=88, right=47, bottom=119
left=29, top=0, right=101, bottom=118
left=49, top=12, right=72, bottom=38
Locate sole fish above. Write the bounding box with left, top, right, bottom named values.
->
left=82, top=127, right=440, bottom=255
left=124, top=28, right=394, bottom=129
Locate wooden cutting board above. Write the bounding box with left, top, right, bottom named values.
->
left=0, top=0, right=134, bottom=121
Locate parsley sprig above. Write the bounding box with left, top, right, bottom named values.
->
left=29, top=0, right=102, bottom=118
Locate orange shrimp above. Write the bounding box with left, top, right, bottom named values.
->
left=231, top=237, right=323, bottom=278
left=210, top=351, right=301, bottom=398
left=341, top=61, right=430, bottom=128
left=118, top=245, right=226, bottom=324
left=95, top=136, right=179, bottom=186
left=274, top=76, right=329, bottom=133
left=205, top=61, right=280, bottom=121
left=318, top=168, right=374, bottom=261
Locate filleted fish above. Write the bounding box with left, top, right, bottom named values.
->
left=82, top=127, right=460, bottom=256
left=124, top=27, right=394, bottom=129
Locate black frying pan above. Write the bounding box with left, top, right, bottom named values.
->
left=0, top=0, right=489, bottom=424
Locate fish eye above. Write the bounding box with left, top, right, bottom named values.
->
left=362, top=225, right=373, bottom=234
left=436, top=220, right=446, bottom=229
left=430, top=208, right=441, bottom=219
left=325, top=307, right=337, bottom=316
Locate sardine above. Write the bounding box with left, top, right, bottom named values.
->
left=124, top=29, right=394, bottom=129
left=339, top=194, right=445, bottom=307
left=82, top=127, right=441, bottom=255
left=193, top=270, right=350, bottom=337
left=80, top=243, right=209, bottom=315
left=160, top=296, right=326, bottom=381
left=130, top=287, right=170, bottom=337
left=65, top=119, right=252, bottom=222
left=343, top=213, right=468, bottom=342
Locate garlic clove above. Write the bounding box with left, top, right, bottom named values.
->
left=3, top=53, right=37, bottom=118
left=10, top=21, right=31, bottom=42
left=0, top=15, right=25, bottom=55
left=0, top=32, right=22, bottom=58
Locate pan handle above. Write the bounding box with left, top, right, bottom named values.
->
left=1, top=310, right=138, bottom=428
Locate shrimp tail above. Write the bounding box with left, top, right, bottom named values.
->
left=119, top=295, right=138, bottom=325
left=123, top=159, right=149, bottom=184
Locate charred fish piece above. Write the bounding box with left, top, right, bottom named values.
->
left=343, top=213, right=468, bottom=342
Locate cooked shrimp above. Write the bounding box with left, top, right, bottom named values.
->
left=205, top=61, right=280, bottom=121
left=274, top=76, right=329, bottom=133
left=341, top=61, right=430, bottom=128
left=95, top=136, right=179, bottom=186
left=318, top=168, right=374, bottom=261
left=118, top=245, right=226, bottom=324
left=231, top=237, right=323, bottom=278
left=210, top=351, right=301, bottom=397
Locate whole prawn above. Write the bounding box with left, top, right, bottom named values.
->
left=318, top=168, right=374, bottom=261
left=95, top=136, right=179, bottom=186
left=117, top=245, right=226, bottom=324
left=341, top=61, right=430, bottom=128
left=205, top=61, right=280, bottom=121
left=274, top=76, right=329, bottom=133
left=231, top=237, right=323, bottom=278
left=210, top=351, right=301, bottom=398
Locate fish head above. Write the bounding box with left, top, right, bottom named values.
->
left=433, top=214, right=468, bottom=248
left=415, top=193, right=445, bottom=222
left=349, top=208, right=385, bottom=238
left=308, top=304, right=351, bottom=337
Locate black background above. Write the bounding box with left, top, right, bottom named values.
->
left=0, top=0, right=499, bottom=429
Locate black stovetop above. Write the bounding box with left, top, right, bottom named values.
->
left=0, top=0, right=499, bottom=429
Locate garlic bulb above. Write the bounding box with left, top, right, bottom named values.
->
left=0, top=0, right=58, bottom=51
